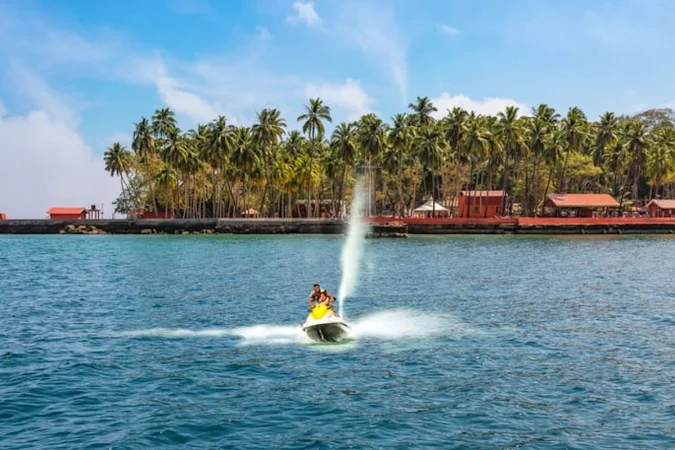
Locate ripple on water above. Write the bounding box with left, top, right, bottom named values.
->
left=2, top=235, right=675, bottom=449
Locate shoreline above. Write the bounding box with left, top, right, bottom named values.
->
left=3, top=218, right=675, bottom=235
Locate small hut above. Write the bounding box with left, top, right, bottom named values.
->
left=241, top=208, right=261, bottom=218
left=412, top=199, right=450, bottom=218
left=47, top=207, right=87, bottom=220
left=543, top=193, right=619, bottom=217
left=457, top=190, right=506, bottom=218
left=647, top=199, right=675, bottom=218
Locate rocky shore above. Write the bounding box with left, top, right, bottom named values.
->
left=2, top=218, right=675, bottom=235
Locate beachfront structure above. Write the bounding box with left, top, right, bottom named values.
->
left=295, top=200, right=346, bottom=218
left=241, top=208, right=261, bottom=218
left=0, top=213, right=6, bottom=220
left=457, top=191, right=506, bottom=218
left=47, top=207, right=87, bottom=220
left=131, top=209, right=175, bottom=219
left=647, top=199, right=675, bottom=217
left=543, top=193, right=620, bottom=217
left=412, top=200, right=450, bottom=218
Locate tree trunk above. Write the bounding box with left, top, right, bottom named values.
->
left=501, top=153, right=509, bottom=216
left=558, top=148, right=571, bottom=193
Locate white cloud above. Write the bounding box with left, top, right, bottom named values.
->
left=437, top=24, right=461, bottom=37
left=0, top=105, right=119, bottom=219
left=7, top=64, right=80, bottom=127
left=155, top=71, right=220, bottom=124
left=304, top=78, right=375, bottom=121
left=288, top=1, right=322, bottom=28
left=430, top=92, right=529, bottom=118
left=0, top=99, right=6, bottom=117
left=336, top=2, right=407, bottom=103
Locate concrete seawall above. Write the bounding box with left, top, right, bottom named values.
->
left=0, top=219, right=346, bottom=235
left=2, top=218, right=675, bottom=235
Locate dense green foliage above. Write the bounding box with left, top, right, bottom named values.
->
left=105, top=100, right=675, bottom=217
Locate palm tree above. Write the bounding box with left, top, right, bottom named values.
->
left=207, top=116, right=235, bottom=217
left=461, top=113, right=489, bottom=216
left=442, top=107, right=468, bottom=216
left=297, top=98, right=331, bottom=217
left=298, top=98, right=332, bottom=141
left=151, top=108, right=178, bottom=140
left=408, top=96, right=437, bottom=126
left=331, top=122, right=357, bottom=215
left=496, top=106, right=527, bottom=215
left=623, top=120, right=650, bottom=206
left=231, top=126, right=259, bottom=215
left=416, top=124, right=446, bottom=216
left=387, top=114, right=417, bottom=216
left=104, top=142, right=135, bottom=215
left=558, top=107, right=588, bottom=192
left=132, top=117, right=158, bottom=212
left=357, top=113, right=388, bottom=216
left=647, top=128, right=675, bottom=199
left=253, top=108, right=287, bottom=216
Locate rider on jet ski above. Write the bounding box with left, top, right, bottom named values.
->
left=308, top=284, right=335, bottom=310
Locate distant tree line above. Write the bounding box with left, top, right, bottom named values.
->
left=104, top=98, right=675, bottom=218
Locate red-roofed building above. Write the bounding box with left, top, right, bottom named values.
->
left=457, top=190, right=506, bottom=218
left=544, top=194, right=619, bottom=217
left=647, top=199, right=675, bottom=218
left=132, top=209, right=175, bottom=219
left=47, top=207, right=87, bottom=220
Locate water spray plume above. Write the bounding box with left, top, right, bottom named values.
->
left=338, top=178, right=368, bottom=317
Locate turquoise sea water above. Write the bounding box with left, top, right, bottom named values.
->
left=2, top=235, right=675, bottom=449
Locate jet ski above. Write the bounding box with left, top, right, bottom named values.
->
left=302, top=303, right=351, bottom=343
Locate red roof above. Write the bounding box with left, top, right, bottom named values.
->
left=47, top=207, right=87, bottom=215
left=647, top=199, right=675, bottom=209
left=459, top=190, right=505, bottom=197
left=545, top=194, right=619, bottom=208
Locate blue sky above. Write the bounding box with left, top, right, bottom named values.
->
left=1, top=0, right=675, bottom=217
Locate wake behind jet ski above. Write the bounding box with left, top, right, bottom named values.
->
left=302, top=285, right=350, bottom=343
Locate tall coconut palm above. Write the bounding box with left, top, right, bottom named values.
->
left=532, top=104, right=560, bottom=127
left=442, top=107, right=468, bottom=215
left=387, top=114, right=417, bottom=216
left=558, top=107, right=588, bottom=192
left=647, top=127, right=675, bottom=199
left=408, top=96, right=437, bottom=126
left=331, top=122, right=357, bottom=214
left=357, top=113, right=388, bottom=216
left=104, top=142, right=135, bottom=214
left=208, top=116, right=235, bottom=217
left=298, top=98, right=332, bottom=141
left=159, top=129, right=191, bottom=216
left=416, top=124, right=446, bottom=216
left=132, top=117, right=158, bottom=212
left=623, top=120, right=650, bottom=205
left=285, top=130, right=306, bottom=158
left=151, top=108, right=178, bottom=140
left=231, top=126, right=258, bottom=215
left=297, top=98, right=331, bottom=217
left=252, top=108, right=286, bottom=216
left=496, top=106, right=527, bottom=215
left=461, top=113, right=489, bottom=216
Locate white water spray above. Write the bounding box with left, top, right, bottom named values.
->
left=337, top=178, right=368, bottom=317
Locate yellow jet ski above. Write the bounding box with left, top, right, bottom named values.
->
left=302, top=303, right=350, bottom=343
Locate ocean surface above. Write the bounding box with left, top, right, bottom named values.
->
left=2, top=234, right=675, bottom=449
